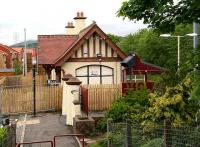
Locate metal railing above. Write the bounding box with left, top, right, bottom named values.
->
left=16, top=134, right=85, bottom=147
left=54, top=134, right=85, bottom=147
left=16, top=140, right=54, bottom=147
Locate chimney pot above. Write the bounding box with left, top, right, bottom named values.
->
left=81, top=12, right=84, bottom=17
left=68, top=22, right=70, bottom=26
left=77, top=12, right=80, bottom=17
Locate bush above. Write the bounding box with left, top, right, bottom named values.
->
left=106, top=88, right=149, bottom=123
left=0, top=127, right=7, bottom=146
left=141, top=138, right=163, bottom=147
left=105, top=101, right=131, bottom=122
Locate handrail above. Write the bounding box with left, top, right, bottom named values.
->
left=16, top=140, right=53, bottom=147
left=54, top=134, right=85, bottom=147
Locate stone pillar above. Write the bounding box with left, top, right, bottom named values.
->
left=62, top=74, right=73, bottom=115
left=65, top=77, right=82, bottom=125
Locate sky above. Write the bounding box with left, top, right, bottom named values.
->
left=0, top=0, right=147, bottom=45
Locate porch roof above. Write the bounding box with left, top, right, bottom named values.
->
left=122, top=54, right=164, bottom=74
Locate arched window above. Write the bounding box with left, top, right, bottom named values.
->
left=76, top=65, right=113, bottom=84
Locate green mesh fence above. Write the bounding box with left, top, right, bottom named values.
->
left=108, top=121, right=200, bottom=147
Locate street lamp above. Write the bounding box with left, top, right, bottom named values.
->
left=32, top=49, right=37, bottom=117
left=160, top=33, right=197, bottom=69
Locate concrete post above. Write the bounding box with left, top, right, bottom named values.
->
left=65, top=77, right=82, bottom=125
left=62, top=74, right=73, bottom=115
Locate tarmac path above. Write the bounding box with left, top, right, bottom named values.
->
left=17, top=113, right=80, bottom=147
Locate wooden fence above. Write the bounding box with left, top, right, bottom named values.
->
left=82, top=84, right=122, bottom=111
left=0, top=77, right=6, bottom=86
left=4, top=75, right=47, bottom=86
left=0, top=85, right=62, bottom=114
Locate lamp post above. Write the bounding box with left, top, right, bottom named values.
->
left=160, top=33, right=197, bottom=70
left=32, top=50, right=37, bottom=117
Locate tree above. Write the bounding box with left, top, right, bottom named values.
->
left=142, top=74, right=199, bottom=126
left=13, top=59, right=22, bottom=75
left=118, top=0, right=200, bottom=32
left=107, top=34, right=123, bottom=45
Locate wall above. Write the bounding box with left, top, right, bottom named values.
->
left=62, top=61, right=121, bottom=84
left=71, top=34, right=118, bottom=58
left=0, top=54, right=6, bottom=68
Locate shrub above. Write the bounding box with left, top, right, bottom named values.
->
left=105, top=101, right=131, bottom=122
left=0, top=127, right=7, bottom=146
left=141, top=138, right=163, bottom=147
left=106, top=88, right=149, bottom=123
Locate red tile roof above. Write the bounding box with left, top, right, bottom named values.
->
left=38, top=35, right=78, bottom=64
left=38, top=22, right=126, bottom=66
left=0, top=44, right=18, bottom=53
left=0, top=49, right=8, bottom=55
left=12, top=48, right=23, bottom=53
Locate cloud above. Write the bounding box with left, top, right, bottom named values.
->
left=0, top=0, right=147, bottom=45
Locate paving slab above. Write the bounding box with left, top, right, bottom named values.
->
left=18, top=112, right=80, bottom=147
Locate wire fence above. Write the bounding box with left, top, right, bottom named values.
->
left=107, top=119, right=200, bottom=147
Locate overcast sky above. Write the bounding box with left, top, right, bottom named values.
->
left=0, top=0, right=147, bottom=45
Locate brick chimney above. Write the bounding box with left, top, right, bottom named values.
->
left=73, top=12, right=87, bottom=34
left=65, top=22, right=76, bottom=35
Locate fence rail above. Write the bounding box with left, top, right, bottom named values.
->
left=82, top=84, right=122, bottom=111
left=4, top=75, right=48, bottom=87
left=0, top=84, right=62, bottom=114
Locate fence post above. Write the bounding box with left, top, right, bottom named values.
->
left=126, top=119, right=132, bottom=147
left=107, top=118, right=112, bottom=147
left=164, top=119, right=172, bottom=147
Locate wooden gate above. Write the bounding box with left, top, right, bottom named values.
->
left=81, top=86, right=88, bottom=116
left=81, top=84, right=122, bottom=112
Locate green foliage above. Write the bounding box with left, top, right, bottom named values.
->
left=96, top=118, right=107, bottom=133
left=117, top=24, right=195, bottom=90
left=190, top=46, right=200, bottom=102
left=107, top=34, right=122, bottom=45
left=13, top=59, right=22, bottom=75
left=96, top=89, right=149, bottom=132
left=143, top=75, right=199, bottom=125
left=105, top=88, right=149, bottom=123
left=118, top=0, right=200, bottom=32
left=141, top=138, right=163, bottom=147
left=0, top=127, right=7, bottom=146
left=106, top=101, right=131, bottom=122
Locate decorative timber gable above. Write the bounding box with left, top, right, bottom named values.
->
left=54, top=23, right=126, bottom=66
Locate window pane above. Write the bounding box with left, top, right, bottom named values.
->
left=76, top=66, right=87, bottom=76
left=102, top=66, right=112, bottom=75
left=89, top=66, right=100, bottom=76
